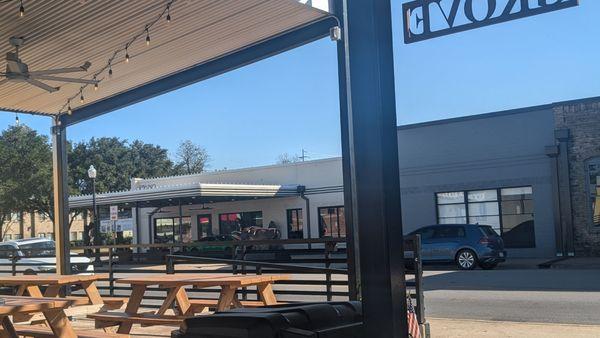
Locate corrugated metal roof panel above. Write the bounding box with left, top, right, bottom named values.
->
left=0, top=0, right=327, bottom=116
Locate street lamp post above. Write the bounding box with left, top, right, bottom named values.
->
left=88, top=165, right=100, bottom=262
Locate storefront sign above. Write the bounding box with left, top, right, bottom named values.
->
left=403, top=0, right=579, bottom=43
left=110, top=205, right=118, bottom=220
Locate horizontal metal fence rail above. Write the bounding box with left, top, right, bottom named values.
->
left=0, top=236, right=424, bottom=324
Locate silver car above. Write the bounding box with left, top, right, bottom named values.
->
left=0, top=238, right=94, bottom=274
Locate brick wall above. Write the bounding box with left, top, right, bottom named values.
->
left=554, top=100, right=600, bottom=255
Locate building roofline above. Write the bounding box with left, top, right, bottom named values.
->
left=134, top=157, right=342, bottom=184
left=397, top=94, right=600, bottom=131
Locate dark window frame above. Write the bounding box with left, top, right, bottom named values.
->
left=318, top=206, right=345, bottom=238
left=153, top=216, right=192, bottom=244
left=586, top=157, right=600, bottom=228
left=435, top=186, right=535, bottom=248
left=218, top=211, right=263, bottom=235
left=197, top=214, right=213, bottom=239
left=286, top=208, right=304, bottom=239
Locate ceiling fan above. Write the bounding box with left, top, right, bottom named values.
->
left=0, top=37, right=98, bottom=93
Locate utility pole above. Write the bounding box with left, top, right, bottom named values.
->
left=299, top=148, right=309, bottom=162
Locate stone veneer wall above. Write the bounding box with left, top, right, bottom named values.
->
left=554, top=100, right=600, bottom=255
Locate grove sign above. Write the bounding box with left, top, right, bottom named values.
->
left=403, top=0, right=579, bottom=43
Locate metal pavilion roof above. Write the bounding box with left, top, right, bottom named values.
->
left=0, top=0, right=328, bottom=116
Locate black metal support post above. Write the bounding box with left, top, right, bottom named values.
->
left=338, top=0, right=408, bottom=336
left=330, top=0, right=359, bottom=302
left=51, top=118, right=71, bottom=275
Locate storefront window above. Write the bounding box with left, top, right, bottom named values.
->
left=218, top=211, right=263, bottom=235
left=588, top=158, right=600, bottom=227
left=318, top=206, right=345, bottom=238
left=436, top=192, right=467, bottom=224
left=501, top=187, right=535, bottom=248
left=286, top=209, right=304, bottom=239
left=153, top=217, right=191, bottom=243
left=436, top=186, right=535, bottom=248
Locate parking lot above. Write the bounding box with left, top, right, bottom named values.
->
left=419, top=267, right=600, bottom=325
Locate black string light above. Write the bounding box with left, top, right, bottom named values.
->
left=19, top=0, right=24, bottom=17
left=58, top=0, right=175, bottom=115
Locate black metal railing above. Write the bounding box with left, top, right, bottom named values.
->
left=0, top=236, right=425, bottom=325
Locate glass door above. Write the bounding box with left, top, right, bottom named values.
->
left=197, top=214, right=213, bottom=239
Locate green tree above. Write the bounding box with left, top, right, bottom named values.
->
left=68, top=137, right=175, bottom=195
left=174, top=140, right=209, bottom=175
left=0, top=125, right=52, bottom=240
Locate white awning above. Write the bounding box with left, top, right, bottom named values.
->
left=69, top=182, right=301, bottom=208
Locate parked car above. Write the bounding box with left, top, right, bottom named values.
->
left=408, top=224, right=506, bottom=270
left=0, top=238, right=94, bottom=274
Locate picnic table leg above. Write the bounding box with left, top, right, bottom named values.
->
left=216, top=286, right=237, bottom=312
left=15, top=285, right=26, bottom=296
left=257, top=283, right=278, bottom=306
left=44, top=284, right=63, bottom=298
left=117, top=284, right=146, bottom=334
left=13, top=285, right=45, bottom=323
left=174, top=287, right=191, bottom=315
left=81, top=281, right=104, bottom=305
left=0, top=316, right=18, bottom=338
left=25, top=285, right=44, bottom=298
left=157, top=286, right=181, bottom=316
left=43, top=309, right=77, bottom=338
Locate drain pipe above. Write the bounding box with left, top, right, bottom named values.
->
left=298, top=185, right=311, bottom=249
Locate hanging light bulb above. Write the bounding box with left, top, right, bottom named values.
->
left=125, top=46, right=130, bottom=63
left=166, top=4, right=171, bottom=23
left=19, top=0, right=24, bottom=17
left=145, top=28, right=151, bottom=46
left=67, top=101, right=72, bottom=115
left=93, top=76, right=98, bottom=91
left=15, top=113, right=19, bottom=125
left=108, top=62, right=113, bottom=77
left=80, top=91, right=85, bottom=104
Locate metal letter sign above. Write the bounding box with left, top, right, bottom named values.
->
left=403, top=0, right=579, bottom=43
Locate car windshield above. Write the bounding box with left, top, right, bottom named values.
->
left=18, top=241, right=56, bottom=257
left=478, top=225, right=498, bottom=237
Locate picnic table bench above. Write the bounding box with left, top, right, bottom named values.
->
left=0, top=295, right=127, bottom=338
left=89, top=273, right=290, bottom=334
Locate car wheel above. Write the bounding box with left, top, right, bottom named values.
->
left=456, top=249, right=477, bottom=270
left=480, top=262, right=498, bottom=270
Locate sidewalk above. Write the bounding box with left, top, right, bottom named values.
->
left=540, top=257, right=600, bottom=269
left=428, top=318, right=600, bottom=337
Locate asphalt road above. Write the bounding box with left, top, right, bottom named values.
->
left=419, top=268, right=600, bottom=325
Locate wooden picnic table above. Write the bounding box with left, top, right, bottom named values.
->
left=0, top=295, right=77, bottom=338
left=0, top=274, right=108, bottom=304
left=92, top=273, right=289, bottom=334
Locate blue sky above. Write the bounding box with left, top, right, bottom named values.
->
left=1, top=0, right=598, bottom=170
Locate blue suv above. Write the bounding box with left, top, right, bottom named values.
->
left=409, top=224, right=506, bottom=270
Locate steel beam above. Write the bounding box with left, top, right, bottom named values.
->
left=61, top=16, right=338, bottom=127
left=51, top=119, right=71, bottom=275
left=339, top=0, right=408, bottom=336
